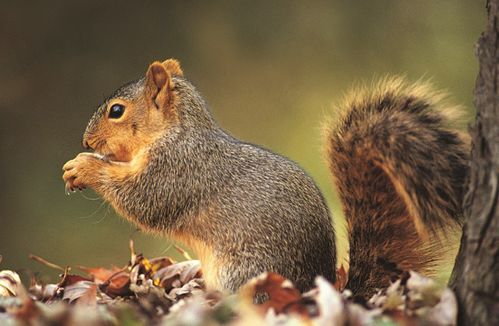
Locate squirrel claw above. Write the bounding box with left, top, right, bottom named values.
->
left=65, top=180, right=85, bottom=194
left=62, top=153, right=103, bottom=191
left=65, top=185, right=73, bottom=195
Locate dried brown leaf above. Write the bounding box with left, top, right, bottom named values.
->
left=334, top=264, right=348, bottom=291
left=149, top=256, right=176, bottom=272
left=101, top=271, right=132, bottom=298
left=78, top=265, right=124, bottom=283
left=59, top=273, right=92, bottom=287
left=168, top=278, right=204, bottom=299
left=0, top=270, right=22, bottom=297
left=425, top=288, right=457, bottom=325
left=154, top=260, right=201, bottom=291
left=12, top=295, right=41, bottom=322
left=315, top=276, right=345, bottom=325
left=406, top=271, right=442, bottom=308
left=29, top=282, right=61, bottom=301
left=241, top=272, right=309, bottom=317
left=63, top=280, right=98, bottom=305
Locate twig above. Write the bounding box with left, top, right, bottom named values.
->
left=174, top=245, right=193, bottom=260
left=29, top=254, right=65, bottom=272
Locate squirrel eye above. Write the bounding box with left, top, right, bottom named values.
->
left=108, top=104, right=125, bottom=119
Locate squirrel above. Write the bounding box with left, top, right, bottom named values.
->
left=62, top=59, right=469, bottom=300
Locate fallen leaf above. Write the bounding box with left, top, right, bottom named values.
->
left=60, top=274, right=92, bottom=287
left=12, top=295, right=41, bottom=322
left=100, top=271, right=132, bottom=298
left=63, top=280, right=98, bottom=305
left=406, top=271, right=442, bottom=308
left=381, top=279, right=404, bottom=311
left=425, top=288, right=457, bottom=325
left=240, top=272, right=309, bottom=317
left=29, top=282, right=60, bottom=301
left=334, top=264, right=348, bottom=291
left=78, top=265, right=124, bottom=283
left=154, top=260, right=201, bottom=291
left=315, top=276, right=345, bottom=325
left=149, top=256, right=176, bottom=273
left=168, top=278, right=204, bottom=299
left=0, top=270, right=22, bottom=297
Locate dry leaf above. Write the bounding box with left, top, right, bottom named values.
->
left=154, top=260, right=201, bottom=290
left=63, top=280, right=98, bottom=305
left=241, top=272, right=310, bottom=317
left=59, top=272, right=92, bottom=288
left=425, top=288, right=457, bottom=325
left=334, top=264, right=348, bottom=291
left=149, top=256, right=176, bottom=272
left=29, top=282, right=61, bottom=301
left=78, top=265, right=124, bottom=283
left=2, top=242, right=464, bottom=325
left=0, top=270, right=22, bottom=297
left=101, top=271, right=132, bottom=298
left=315, top=276, right=345, bottom=325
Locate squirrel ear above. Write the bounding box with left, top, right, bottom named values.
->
left=145, top=62, right=173, bottom=109
left=162, top=59, right=184, bottom=77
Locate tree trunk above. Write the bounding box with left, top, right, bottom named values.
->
left=450, top=0, right=499, bottom=325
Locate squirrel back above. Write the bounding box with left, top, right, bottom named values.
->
left=326, top=78, right=469, bottom=299
left=63, top=61, right=468, bottom=299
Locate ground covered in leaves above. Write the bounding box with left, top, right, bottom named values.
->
left=0, top=241, right=457, bottom=325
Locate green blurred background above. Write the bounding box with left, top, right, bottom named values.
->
left=0, top=1, right=483, bottom=283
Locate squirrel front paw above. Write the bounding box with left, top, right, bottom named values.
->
left=62, top=152, right=105, bottom=192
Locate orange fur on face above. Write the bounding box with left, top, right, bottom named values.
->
left=83, top=59, right=183, bottom=163
left=84, top=98, right=166, bottom=162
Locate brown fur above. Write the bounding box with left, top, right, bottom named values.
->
left=162, top=58, right=184, bottom=77
left=326, top=77, right=469, bottom=298
left=63, top=59, right=336, bottom=295
left=63, top=64, right=468, bottom=299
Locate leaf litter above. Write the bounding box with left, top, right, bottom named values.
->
left=0, top=242, right=457, bottom=325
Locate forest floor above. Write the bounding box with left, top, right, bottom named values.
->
left=0, top=241, right=457, bottom=325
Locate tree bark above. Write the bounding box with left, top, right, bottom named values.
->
left=450, top=0, right=499, bottom=325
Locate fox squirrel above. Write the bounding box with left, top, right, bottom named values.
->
left=62, top=59, right=469, bottom=299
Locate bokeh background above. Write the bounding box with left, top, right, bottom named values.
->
left=0, top=1, right=483, bottom=284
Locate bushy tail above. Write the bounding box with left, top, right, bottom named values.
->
left=326, top=77, right=469, bottom=299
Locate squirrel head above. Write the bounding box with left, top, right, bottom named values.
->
left=82, top=59, right=185, bottom=162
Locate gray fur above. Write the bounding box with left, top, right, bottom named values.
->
left=97, top=77, right=337, bottom=292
